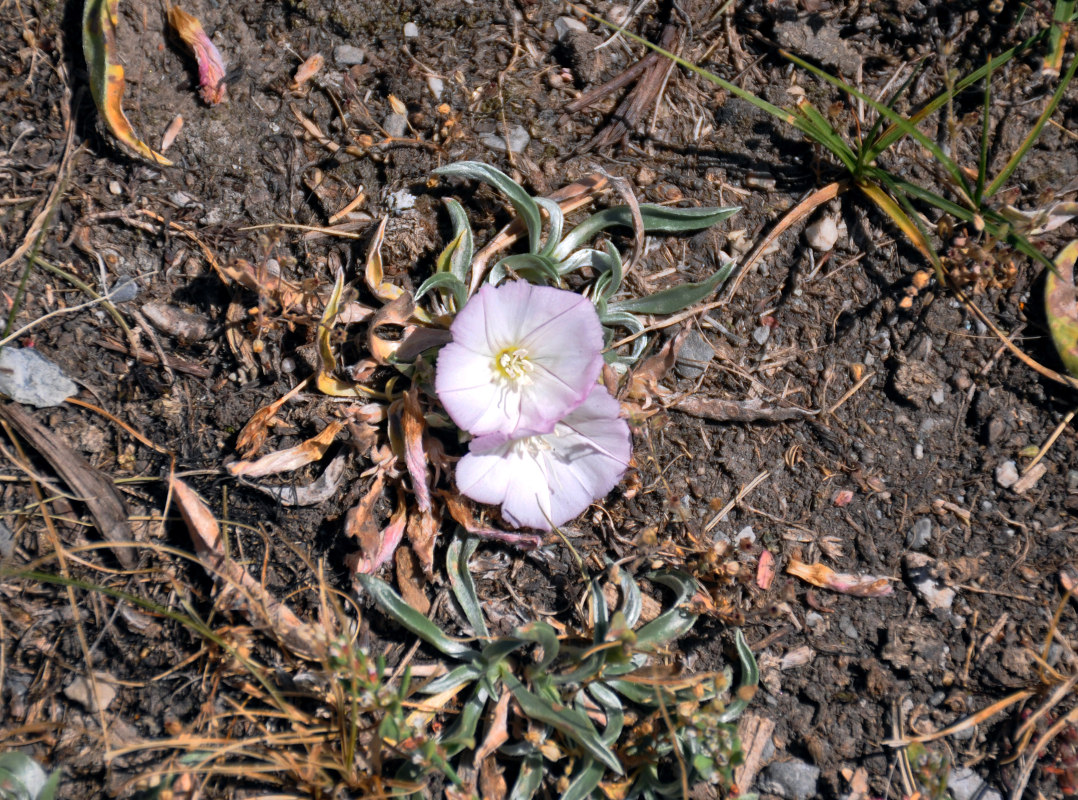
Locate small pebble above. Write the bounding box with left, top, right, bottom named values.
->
left=403, top=21, right=419, bottom=38
left=108, top=180, right=123, bottom=195
left=995, top=460, right=1019, bottom=488
left=108, top=277, right=139, bottom=303
left=948, top=768, right=1002, bottom=800
left=674, top=329, right=715, bottom=379
left=906, top=517, right=934, bottom=550
left=735, top=525, right=756, bottom=546
left=758, top=759, right=820, bottom=800
left=478, top=124, right=530, bottom=154
left=384, top=113, right=409, bottom=138
left=0, top=520, right=14, bottom=559
left=554, top=16, right=588, bottom=40
left=64, top=672, right=118, bottom=712
left=0, top=348, right=78, bottom=408
left=1067, top=469, right=1078, bottom=492
left=752, top=325, right=770, bottom=345
left=913, top=443, right=924, bottom=460
left=930, top=387, right=946, bottom=405
left=426, top=75, right=444, bottom=99
left=333, top=44, right=366, bottom=65
left=805, top=216, right=839, bottom=252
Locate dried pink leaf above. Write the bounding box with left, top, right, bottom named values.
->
left=292, top=53, right=324, bottom=90
left=168, top=6, right=227, bottom=105
left=786, top=557, right=893, bottom=597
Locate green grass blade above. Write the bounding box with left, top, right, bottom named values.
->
left=782, top=50, right=972, bottom=201
left=976, top=55, right=994, bottom=206
left=792, top=97, right=858, bottom=171
left=986, top=49, right=1078, bottom=199
left=435, top=162, right=543, bottom=253
left=357, top=574, right=479, bottom=660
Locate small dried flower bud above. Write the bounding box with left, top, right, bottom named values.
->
left=168, top=6, right=227, bottom=105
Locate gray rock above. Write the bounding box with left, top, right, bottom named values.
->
left=904, top=553, right=955, bottom=612
left=758, top=759, right=820, bottom=800
left=0, top=347, right=78, bottom=408
left=64, top=672, right=118, bottom=712
left=995, top=460, right=1019, bottom=488
left=384, top=113, right=409, bottom=138
left=333, top=44, right=366, bottom=65
left=108, top=276, right=139, bottom=303
left=479, top=124, right=530, bottom=154
left=734, top=525, right=756, bottom=546
left=675, top=329, right=715, bottom=378
left=0, top=520, right=13, bottom=559
left=1069, top=469, right=1078, bottom=492
left=752, top=325, right=770, bottom=345
left=906, top=517, right=934, bottom=550
left=554, top=16, right=588, bottom=40
left=403, top=21, right=419, bottom=38
left=948, top=767, right=1002, bottom=800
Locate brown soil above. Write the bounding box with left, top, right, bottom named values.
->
left=2, top=1, right=1078, bottom=798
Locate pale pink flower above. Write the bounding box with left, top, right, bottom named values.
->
left=435, top=281, right=603, bottom=438
left=455, top=385, right=630, bottom=530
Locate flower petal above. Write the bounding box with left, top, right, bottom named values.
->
left=435, top=281, right=605, bottom=437
left=456, top=386, right=630, bottom=530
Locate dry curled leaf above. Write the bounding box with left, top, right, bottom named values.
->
left=170, top=477, right=324, bottom=660
left=168, top=5, right=228, bottom=104
left=672, top=395, right=809, bottom=423
left=348, top=490, right=407, bottom=575
left=406, top=506, right=440, bottom=577
left=83, top=0, right=172, bottom=164
left=228, top=421, right=343, bottom=478
left=440, top=491, right=543, bottom=549
left=624, top=325, right=689, bottom=401
left=243, top=453, right=347, bottom=507
left=401, top=389, right=430, bottom=512
left=786, top=557, right=893, bottom=597
left=395, top=545, right=430, bottom=615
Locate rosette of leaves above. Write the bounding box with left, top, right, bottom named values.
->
left=357, top=532, right=758, bottom=798
left=418, top=162, right=738, bottom=367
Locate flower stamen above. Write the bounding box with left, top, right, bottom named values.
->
left=493, top=346, right=534, bottom=385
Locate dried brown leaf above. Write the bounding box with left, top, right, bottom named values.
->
left=405, top=505, right=441, bottom=577
left=170, top=477, right=324, bottom=660
left=440, top=491, right=543, bottom=549
left=624, top=325, right=689, bottom=401
left=228, top=421, right=343, bottom=478
left=402, top=389, right=430, bottom=512
left=348, top=491, right=407, bottom=575
left=394, top=545, right=430, bottom=616
left=344, top=473, right=386, bottom=553
left=243, top=453, right=347, bottom=507
left=672, top=396, right=809, bottom=423
left=291, top=53, right=324, bottom=90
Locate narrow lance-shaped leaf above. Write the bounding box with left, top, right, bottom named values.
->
left=608, top=260, right=734, bottom=315
left=435, top=162, right=543, bottom=254
left=446, top=533, right=490, bottom=638
left=357, top=573, right=479, bottom=660
left=552, top=204, right=739, bottom=262
left=83, top=0, right=172, bottom=165
left=717, top=629, right=759, bottom=723
left=501, top=671, right=624, bottom=774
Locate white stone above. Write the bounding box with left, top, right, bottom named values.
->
left=427, top=75, right=444, bottom=99
left=554, top=16, right=588, bottom=40
left=403, top=22, right=419, bottom=38
left=995, top=460, right=1019, bottom=488
left=805, top=216, right=839, bottom=252
left=0, top=348, right=77, bottom=408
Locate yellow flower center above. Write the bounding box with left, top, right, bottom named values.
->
left=494, top=346, right=533, bottom=385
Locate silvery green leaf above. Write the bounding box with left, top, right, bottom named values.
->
left=551, top=204, right=740, bottom=261
left=634, top=571, right=700, bottom=650
left=502, top=672, right=623, bottom=774
left=0, top=752, right=49, bottom=800
left=415, top=271, right=467, bottom=309
left=517, top=620, right=560, bottom=675
left=618, top=568, right=642, bottom=628
left=441, top=685, right=490, bottom=754
left=535, top=196, right=564, bottom=257
left=446, top=533, right=489, bottom=638
left=443, top=198, right=474, bottom=284
left=357, top=574, right=479, bottom=660
left=587, top=682, right=625, bottom=744
left=494, top=253, right=561, bottom=285
left=435, top=161, right=543, bottom=253
left=717, top=629, right=759, bottom=723
left=508, top=751, right=545, bottom=800
left=561, top=757, right=604, bottom=800
left=607, top=260, right=734, bottom=315
left=590, top=577, right=610, bottom=643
